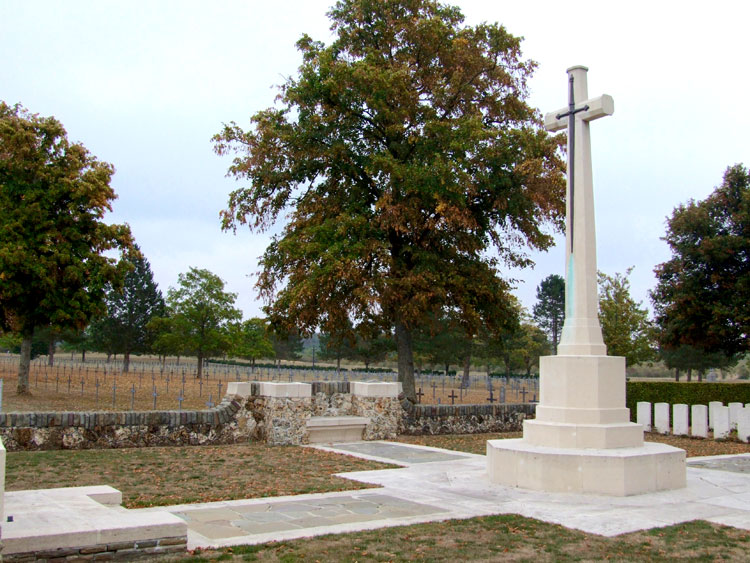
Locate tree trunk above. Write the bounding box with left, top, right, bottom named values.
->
left=106, top=353, right=112, bottom=363
left=697, top=369, right=704, bottom=382
left=47, top=338, right=55, bottom=367
left=674, top=368, right=681, bottom=382
left=395, top=321, right=416, bottom=402
left=445, top=363, right=450, bottom=377
left=197, top=352, right=203, bottom=379
left=461, top=354, right=471, bottom=389
left=82, top=349, right=86, bottom=363
left=17, top=331, right=33, bottom=395
left=687, top=368, right=692, bottom=382
left=123, top=350, right=130, bottom=373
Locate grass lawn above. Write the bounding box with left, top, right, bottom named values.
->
left=5, top=444, right=395, bottom=508
left=175, top=517, right=750, bottom=562
left=7, top=433, right=750, bottom=561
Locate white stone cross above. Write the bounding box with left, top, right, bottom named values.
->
left=544, top=65, right=613, bottom=356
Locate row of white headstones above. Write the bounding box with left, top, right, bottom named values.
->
left=637, top=401, right=750, bottom=442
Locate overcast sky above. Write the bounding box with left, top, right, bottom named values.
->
left=2, top=0, right=748, bottom=320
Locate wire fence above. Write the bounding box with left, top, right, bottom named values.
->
left=0, top=354, right=539, bottom=412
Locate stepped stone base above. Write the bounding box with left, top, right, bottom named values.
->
left=487, top=439, right=686, bottom=496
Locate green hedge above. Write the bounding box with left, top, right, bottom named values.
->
left=626, top=382, right=750, bottom=422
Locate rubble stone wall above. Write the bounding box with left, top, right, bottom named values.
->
left=0, top=381, right=535, bottom=450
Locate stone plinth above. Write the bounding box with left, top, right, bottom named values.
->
left=306, top=416, right=369, bottom=443
left=487, top=439, right=686, bottom=496
left=259, top=382, right=312, bottom=398
left=350, top=382, right=401, bottom=398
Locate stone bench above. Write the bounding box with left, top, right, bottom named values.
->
left=306, top=416, right=370, bottom=443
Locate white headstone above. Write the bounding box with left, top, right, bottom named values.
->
left=654, top=402, right=670, bottom=434
left=691, top=404, right=708, bottom=438
left=637, top=401, right=652, bottom=431
left=729, top=402, right=743, bottom=430
left=737, top=408, right=750, bottom=443
left=708, top=401, right=723, bottom=430
left=672, top=404, right=689, bottom=436
left=713, top=406, right=731, bottom=439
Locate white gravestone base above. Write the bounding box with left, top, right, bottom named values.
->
left=737, top=408, right=750, bottom=443
left=654, top=403, right=670, bottom=435
left=672, top=404, right=689, bottom=436
left=713, top=406, right=731, bottom=439
left=636, top=401, right=652, bottom=432
left=691, top=404, right=708, bottom=438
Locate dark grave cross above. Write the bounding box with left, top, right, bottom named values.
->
left=217, top=381, right=223, bottom=397
left=487, top=384, right=496, bottom=404
left=112, top=381, right=117, bottom=408
left=67, top=375, right=72, bottom=394
left=206, top=393, right=215, bottom=409
left=520, top=386, right=528, bottom=403
left=130, top=384, right=136, bottom=410
left=431, top=381, right=437, bottom=400
left=80, top=378, right=85, bottom=396
left=288, top=372, right=293, bottom=383
left=449, top=390, right=458, bottom=405
left=95, top=379, right=100, bottom=405
left=152, top=386, right=158, bottom=409
left=199, top=378, right=203, bottom=397
left=500, top=386, right=506, bottom=403
left=178, top=392, right=184, bottom=411
left=416, top=387, right=424, bottom=404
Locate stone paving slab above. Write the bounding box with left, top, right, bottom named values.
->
left=140, top=489, right=451, bottom=549
left=310, top=440, right=480, bottom=466
left=688, top=453, right=750, bottom=474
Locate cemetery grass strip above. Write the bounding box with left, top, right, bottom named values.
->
left=170, top=516, right=750, bottom=562
left=396, top=431, right=750, bottom=457
left=5, top=444, right=395, bottom=508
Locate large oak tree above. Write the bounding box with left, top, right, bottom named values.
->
left=214, top=0, right=565, bottom=400
left=0, top=102, right=132, bottom=394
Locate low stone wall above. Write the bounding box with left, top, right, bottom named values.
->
left=0, top=380, right=537, bottom=450
left=0, top=396, right=253, bottom=451
left=402, top=402, right=535, bottom=435
left=4, top=536, right=187, bottom=562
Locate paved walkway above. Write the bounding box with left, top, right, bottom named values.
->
left=130, top=442, right=750, bottom=550
left=7, top=441, right=750, bottom=553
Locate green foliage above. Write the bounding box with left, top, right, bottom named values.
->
left=270, top=330, right=304, bottom=364
left=597, top=268, right=655, bottom=367
left=87, top=245, right=165, bottom=371
left=0, top=102, right=132, bottom=393
left=156, top=268, right=242, bottom=377
left=214, top=0, right=565, bottom=400
left=532, top=274, right=565, bottom=353
left=626, top=381, right=750, bottom=421
left=413, top=316, right=472, bottom=375
left=652, top=164, right=750, bottom=368
left=231, top=318, right=274, bottom=365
